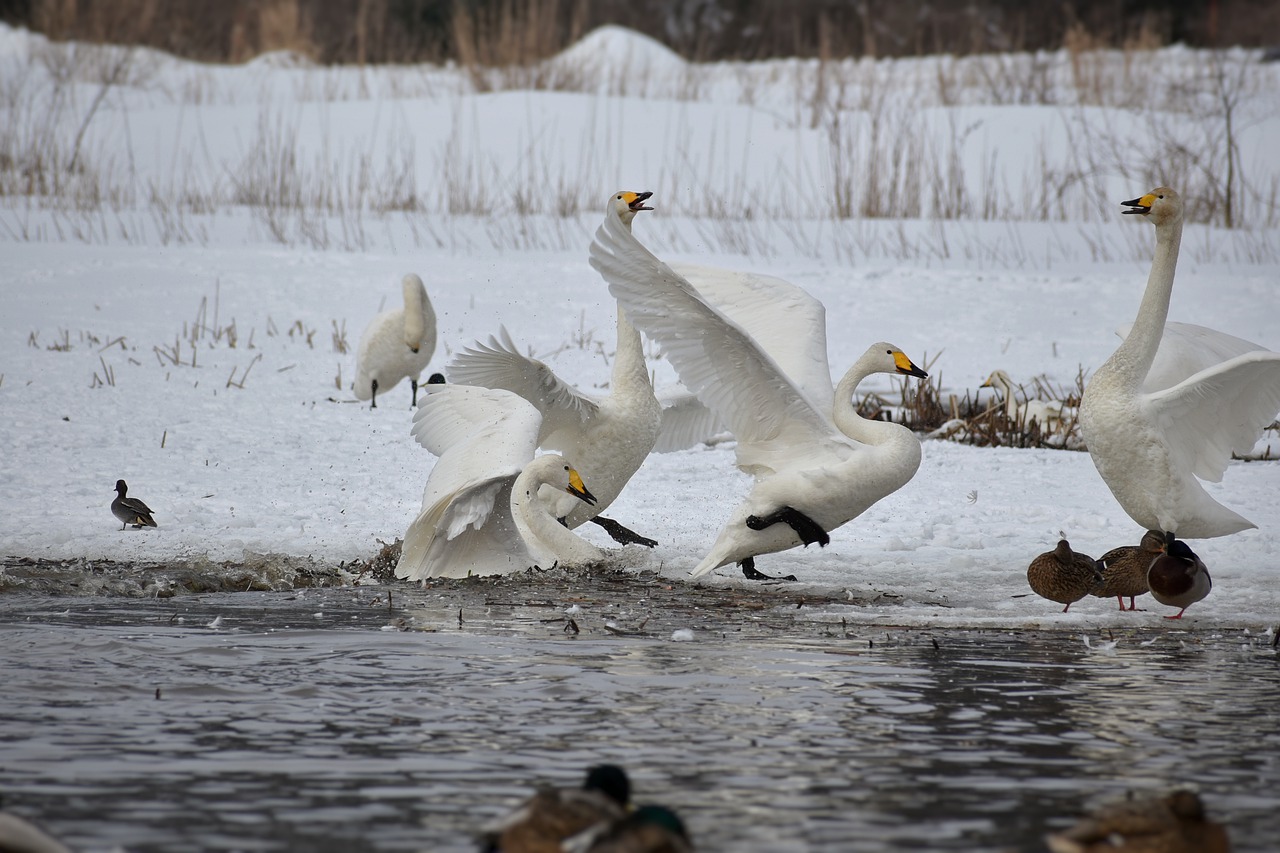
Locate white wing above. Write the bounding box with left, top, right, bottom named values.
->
left=1117, top=320, right=1268, bottom=393
left=1147, top=350, right=1280, bottom=483
left=651, top=389, right=726, bottom=453
left=589, top=200, right=846, bottom=475
left=445, top=326, right=600, bottom=448
left=397, top=386, right=545, bottom=580
left=672, top=261, right=834, bottom=414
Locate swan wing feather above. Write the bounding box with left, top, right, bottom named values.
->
left=445, top=326, right=599, bottom=445
left=671, top=261, right=834, bottom=413
left=1146, top=350, right=1280, bottom=482
left=589, top=204, right=838, bottom=464
left=651, top=389, right=726, bottom=452
left=1118, top=320, right=1268, bottom=392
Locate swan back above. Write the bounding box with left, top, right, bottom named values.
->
left=354, top=273, right=437, bottom=402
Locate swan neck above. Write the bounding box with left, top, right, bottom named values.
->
left=612, top=306, right=651, bottom=392
left=832, top=360, right=888, bottom=443
left=1116, top=217, right=1182, bottom=378
left=512, top=465, right=589, bottom=563
left=402, top=281, right=426, bottom=348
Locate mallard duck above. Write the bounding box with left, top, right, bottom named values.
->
left=353, top=273, right=437, bottom=408
left=478, top=764, right=630, bottom=853
left=1148, top=533, right=1212, bottom=619
left=1045, top=788, right=1230, bottom=853
left=111, top=479, right=157, bottom=530
left=1092, top=530, right=1165, bottom=611
left=564, top=804, right=694, bottom=853
left=1027, top=538, right=1102, bottom=612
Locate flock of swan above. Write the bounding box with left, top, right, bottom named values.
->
left=347, top=186, right=1280, bottom=616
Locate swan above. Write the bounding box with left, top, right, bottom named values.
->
left=394, top=384, right=604, bottom=580
left=588, top=201, right=930, bottom=580
left=112, top=479, right=157, bottom=530
left=980, top=369, right=1067, bottom=433
left=1079, top=187, right=1280, bottom=538
left=354, top=273, right=437, bottom=409
left=446, top=190, right=722, bottom=548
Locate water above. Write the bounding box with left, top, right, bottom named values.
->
left=2, top=582, right=1278, bottom=852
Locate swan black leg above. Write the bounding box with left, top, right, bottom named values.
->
left=370, top=378, right=379, bottom=409
left=739, top=556, right=797, bottom=582
left=591, top=515, right=658, bottom=548
left=745, top=507, right=830, bottom=547
left=411, top=378, right=419, bottom=408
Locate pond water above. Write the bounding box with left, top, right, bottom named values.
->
left=1, top=583, right=1278, bottom=852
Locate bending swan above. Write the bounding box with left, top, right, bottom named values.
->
left=354, top=273, right=437, bottom=409
left=1079, top=188, right=1280, bottom=538
left=588, top=201, right=929, bottom=579
left=395, top=384, right=603, bottom=580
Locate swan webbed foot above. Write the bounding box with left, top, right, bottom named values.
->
left=590, top=515, right=658, bottom=548
left=745, top=507, right=830, bottom=548
left=739, top=557, right=797, bottom=582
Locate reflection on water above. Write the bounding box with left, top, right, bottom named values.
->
left=1, top=588, right=1277, bottom=852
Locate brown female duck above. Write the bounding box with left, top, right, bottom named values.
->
left=1045, top=788, right=1230, bottom=853
left=1092, top=530, right=1164, bottom=611
left=1027, top=538, right=1103, bottom=612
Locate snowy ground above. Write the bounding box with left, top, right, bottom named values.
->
left=1, top=24, right=1278, bottom=631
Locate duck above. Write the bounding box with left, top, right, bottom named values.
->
left=563, top=804, right=694, bottom=853
left=353, top=273, right=437, bottom=409
left=395, top=384, right=604, bottom=580
left=1045, top=788, right=1230, bottom=853
left=1092, top=529, right=1164, bottom=611
left=980, top=369, right=1067, bottom=433
left=1147, top=532, right=1212, bottom=619
left=1079, top=187, right=1280, bottom=539
left=588, top=200, right=929, bottom=580
left=1026, top=538, right=1103, bottom=612
left=111, top=479, right=157, bottom=530
left=479, top=764, right=631, bottom=853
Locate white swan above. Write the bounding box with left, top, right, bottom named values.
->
left=395, top=384, right=603, bottom=580
left=1079, top=187, right=1280, bottom=538
left=980, top=369, right=1067, bottom=432
left=445, top=191, right=721, bottom=547
left=354, top=273, right=437, bottom=409
left=588, top=201, right=930, bottom=579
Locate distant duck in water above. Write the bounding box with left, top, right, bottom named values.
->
left=564, top=804, right=695, bottom=853
left=479, top=764, right=631, bottom=853
left=1147, top=533, right=1212, bottom=619
left=1027, top=537, right=1102, bottom=612
left=1045, top=788, right=1230, bottom=853
left=112, top=479, right=157, bottom=530
left=1092, top=530, right=1164, bottom=611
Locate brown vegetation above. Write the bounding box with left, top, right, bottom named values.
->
left=4, top=0, right=1278, bottom=66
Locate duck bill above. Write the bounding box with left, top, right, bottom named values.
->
left=1121, top=194, right=1154, bottom=215
left=893, top=352, right=929, bottom=379
left=627, top=191, right=653, bottom=212
left=566, top=468, right=598, bottom=506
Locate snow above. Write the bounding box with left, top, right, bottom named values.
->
left=1, top=24, right=1278, bottom=630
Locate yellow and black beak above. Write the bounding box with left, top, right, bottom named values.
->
left=893, top=351, right=929, bottom=380
left=625, top=191, right=653, bottom=212
left=566, top=467, right=598, bottom=506
left=1122, top=193, right=1154, bottom=215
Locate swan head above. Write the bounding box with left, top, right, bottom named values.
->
left=870, top=343, right=928, bottom=379
left=563, top=464, right=598, bottom=506
left=980, top=370, right=1011, bottom=390
left=1121, top=187, right=1182, bottom=226
left=611, top=190, right=653, bottom=225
